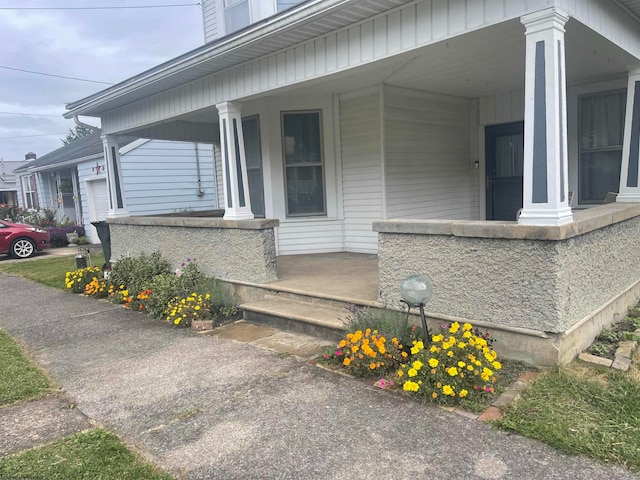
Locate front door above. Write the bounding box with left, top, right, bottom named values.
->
left=486, top=122, right=524, bottom=221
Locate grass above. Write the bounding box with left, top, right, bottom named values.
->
left=0, top=329, right=54, bottom=406
left=496, top=350, right=640, bottom=471
left=0, top=251, right=104, bottom=290
left=0, top=429, right=173, bottom=480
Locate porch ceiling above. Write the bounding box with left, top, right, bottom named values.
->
left=275, top=18, right=638, bottom=99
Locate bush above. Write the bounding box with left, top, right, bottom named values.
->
left=108, top=252, right=171, bottom=296
left=0, top=204, right=23, bottom=222
left=397, top=322, right=500, bottom=406
left=341, top=304, right=419, bottom=342
left=46, top=226, right=86, bottom=248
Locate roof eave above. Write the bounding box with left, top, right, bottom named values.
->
left=64, top=0, right=358, bottom=118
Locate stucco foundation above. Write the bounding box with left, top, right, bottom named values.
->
left=374, top=203, right=640, bottom=366
left=108, top=216, right=279, bottom=283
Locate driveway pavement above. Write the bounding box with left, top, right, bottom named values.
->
left=0, top=274, right=638, bottom=480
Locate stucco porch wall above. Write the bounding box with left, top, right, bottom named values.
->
left=107, top=216, right=279, bottom=283
left=374, top=203, right=640, bottom=359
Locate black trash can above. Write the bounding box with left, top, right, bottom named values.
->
left=90, top=221, right=111, bottom=270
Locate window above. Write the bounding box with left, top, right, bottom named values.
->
left=224, top=0, right=250, bottom=34
left=579, top=90, right=626, bottom=204
left=242, top=116, right=265, bottom=217
left=282, top=111, right=325, bottom=216
left=21, top=175, right=37, bottom=209
left=277, top=0, right=305, bottom=12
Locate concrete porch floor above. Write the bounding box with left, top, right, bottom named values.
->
left=270, top=252, right=379, bottom=303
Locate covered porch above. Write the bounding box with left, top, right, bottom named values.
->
left=66, top=2, right=640, bottom=365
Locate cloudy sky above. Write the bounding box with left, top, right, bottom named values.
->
left=0, top=0, right=204, bottom=163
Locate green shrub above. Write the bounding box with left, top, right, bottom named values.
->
left=341, top=304, right=416, bottom=340
left=109, top=252, right=171, bottom=296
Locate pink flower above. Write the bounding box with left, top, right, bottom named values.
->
left=335, top=350, right=342, bottom=356
left=323, top=353, right=329, bottom=359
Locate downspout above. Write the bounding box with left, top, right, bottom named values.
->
left=73, top=115, right=97, bottom=130
left=195, top=143, right=205, bottom=196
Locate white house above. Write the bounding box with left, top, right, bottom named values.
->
left=62, top=0, right=640, bottom=365
left=15, top=130, right=217, bottom=243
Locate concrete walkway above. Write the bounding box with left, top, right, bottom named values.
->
left=0, top=275, right=638, bottom=480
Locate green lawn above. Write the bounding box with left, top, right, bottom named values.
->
left=0, top=429, right=173, bottom=480
left=496, top=354, right=640, bottom=471
left=0, top=329, right=54, bottom=406
left=0, top=251, right=104, bottom=290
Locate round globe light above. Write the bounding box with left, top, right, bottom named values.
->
left=400, top=274, right=433, bottom=307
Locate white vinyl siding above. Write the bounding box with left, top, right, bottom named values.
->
left=276, top=219, right=343, bottom=254
left=479, top=89, right=525, bottom=127
left=202, top=0, right=221, bottom=43
left=384, top=85, right=476, bottom=220
left=213, top=142, right=225, bottom=210
left=121, top=140, right=217, bottom=215
left=339, top=88, right=383, bottom=253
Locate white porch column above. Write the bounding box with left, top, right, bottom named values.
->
left=519, top=8, right=572, bottom=226
left=215, top=101, right=253, bottom=220
left=617, top=66, right=640, bottom=202
left=101, top=134, right=129, bottom=217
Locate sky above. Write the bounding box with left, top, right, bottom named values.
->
left=0, top=0, right=205, bottom=164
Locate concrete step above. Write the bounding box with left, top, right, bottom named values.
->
left=240, top=296, right=348, bottom=342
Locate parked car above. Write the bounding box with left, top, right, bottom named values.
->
left=0, top=221, right=50, bottom=258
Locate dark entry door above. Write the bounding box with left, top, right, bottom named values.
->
left=486, top=122, right=524, bottom=221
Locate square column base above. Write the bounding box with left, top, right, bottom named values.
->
left=518, top=206, right=573, bottom=226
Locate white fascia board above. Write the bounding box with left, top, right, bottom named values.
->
left=27, top=153, right=103, bottom=173
left=119, top=138, right=150, bottom=156
left=63, top=0, right=360, bottom=118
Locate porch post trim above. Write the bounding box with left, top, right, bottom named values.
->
left=618, top=66, right=640, bottom=202
left=216, top=101, right=254, bottom=220
left=533, top=40, right=548, bottom=203
left=519, top=7, right=572, bottom=226
left=100, top=134, right=129, bottom=217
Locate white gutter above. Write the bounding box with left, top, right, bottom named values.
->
left=64, top=0, right=362, bottom=117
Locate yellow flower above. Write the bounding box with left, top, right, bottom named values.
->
left=432, top=334, right=444, bottom=343
left=447, top=367, right=458, bottom=377
left=449, top=322, right=460, bottom=334
left=428, top=358, right=439, bottom=368
left=343, top=358, right=351, bottom=366
left=397, top=370, right=404, bottom=377
left=462, top=323, right=473, bottom=331
left=459, top=389, right=469, bottom=398
left=369, top=363, right=376, bottom=370
left=412, top=360, right=423, bottom=370
left=403, top=381, right=420, bottom=392
left=492, top=361, right=502, bottom=370
left=408, top=368, right=418, bottom=377
left=457, top=361, right=466, bottom=368
left=457, top=342, right=467, bottom=349
left=431, top=392, right=437, bottom=399
left=442, top=385, right=455, bottom=396
left=481, top=367, right=494, bottom=381
left=447, top=351, right=454, bottom=357
left=194, top=305, right=201, bottom=311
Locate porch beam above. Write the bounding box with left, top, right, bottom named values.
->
left=215, top=101, right=253, bottom=220
left=519, top=8, right=572, bottom=226
left=101, top=134, right=129, bottom=217
left=617, top=65, right=640, bottom=202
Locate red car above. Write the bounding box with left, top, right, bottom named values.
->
left=0, top=221, right=50, bottom=259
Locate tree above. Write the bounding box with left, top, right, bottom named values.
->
left=61, top=125, right=94, bottom=145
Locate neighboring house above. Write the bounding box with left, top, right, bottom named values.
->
left=14, top=130, right=217, bottom=243
left=0, top=159, right=25, bottom=206
left=62, top=0, right=640, bottom=364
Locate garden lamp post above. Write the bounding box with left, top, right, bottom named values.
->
left=400, top=274, right=433, bottom=344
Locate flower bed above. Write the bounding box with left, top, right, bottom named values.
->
left=64, top=252, right=238, bottom=329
